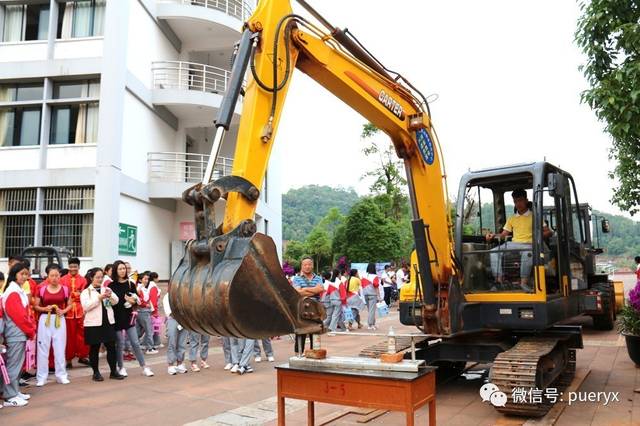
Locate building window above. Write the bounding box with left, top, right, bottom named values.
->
left=0, top=188, right=37, bottom=212
left=43, top=187, right=94, bottom=210
left=1, top=3, right=50, bottom=42
left=57, top=0, right=105, bottom=39
left=0, top=83, right=44, bottom=102
left=0, top=106, right=41, bottom=147
left=52, top=80, right=99, bottom=99
left=0, top=83, right=44, bottom=147
left=0, top=216, right=36, bottom=258
left=50, top=80, right=99, bottom=145
left=0, top=188, right=37, bottom=257
left=41, top=214, right=93, bottom=257
left=41, top=186, right=94, bottom=256
left=0, top=187, right=94, bottom=258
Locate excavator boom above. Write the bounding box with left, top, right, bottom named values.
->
left=169, top=0, right=457, bottom=338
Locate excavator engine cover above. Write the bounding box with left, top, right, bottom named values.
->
left=169, top=181, right=325, bottom=338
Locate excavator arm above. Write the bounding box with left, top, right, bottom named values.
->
left=169, top=0, right=459, bottom=339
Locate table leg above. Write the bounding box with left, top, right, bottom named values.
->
left=278, top=396, right=285, bottom=426
left=406, top=410, right=414, bottom=426
left=428, top=399, right=436, bottom=425
left=307, top=400, right=315, bottom=426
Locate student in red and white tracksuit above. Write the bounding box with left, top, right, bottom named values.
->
left=361, top=263, right=381, bottom=330
left=148, top=272, right=162, bottom=348
left=325, top=270, right=347, bottom=332
left=1, top=263, right=36, bottom=407
left=136, top=272, right=157, bottom=354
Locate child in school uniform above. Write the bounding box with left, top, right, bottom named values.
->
left=163, top=293, right=188, bottom=375
left=1, top=263, right=36, bottom=407
left=148, top=272, right=163, bottom=348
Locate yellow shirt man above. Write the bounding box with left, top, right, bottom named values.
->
left=503, top=210, right=533, bottom=244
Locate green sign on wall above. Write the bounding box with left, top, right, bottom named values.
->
left=118, top=223, right=137, bottom=255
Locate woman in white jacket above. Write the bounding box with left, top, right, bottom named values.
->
left=81, top=268, right=124, bottom=382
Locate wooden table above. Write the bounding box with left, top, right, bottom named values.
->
left=276, top=363, right=437, bottom=426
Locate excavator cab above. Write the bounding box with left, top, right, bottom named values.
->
left=453, top=162, right=591, bottom=330
left=401, top=162, right=611, bottom=333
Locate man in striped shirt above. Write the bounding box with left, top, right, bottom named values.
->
left=291, top=257, right=323, bottom=299
left=291, top=257, right=323, bottom=354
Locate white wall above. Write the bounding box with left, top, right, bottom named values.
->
left=126, top=0, right=178, bottom=89
left=46, top=145, right=97, bottom=168
left=53, top=38, right=104, bottom=59
left=120, top=91, right=177, bottom=182
left=263, top=126, right=283, bottom=260
left=184, top=126, right=237, bottom=157
left=117, top=194, right=175, bottom=279
left=188, top=49, right=234, bottom=70
left=0, top=147, right=40, bottom=170
left=0, top=41, right=47, bottom=62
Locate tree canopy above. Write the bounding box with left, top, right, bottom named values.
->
left=576, top=0, right=640, bottom=215
left=282, top=185, right=359, bottom=241
left=333, top=197, right=402, bottom=262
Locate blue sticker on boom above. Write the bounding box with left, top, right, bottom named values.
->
left=416, top=129, right=435, bottom=165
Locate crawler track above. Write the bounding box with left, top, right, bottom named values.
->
left=490, top=337, right=576, bottom=417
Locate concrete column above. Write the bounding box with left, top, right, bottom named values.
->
left=46, top=0, right=58, bottom=59
left=34, top=188, right=44, bottom=247
left=92, top=0, right=130, bottom=265
left=38, top=77, right=52, bottom=169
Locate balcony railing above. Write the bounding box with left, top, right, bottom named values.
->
left=152, top=61, right=231, bottom=94
left=160, top=0, right=254, bottom=21
left=148, top=152, right=233, bottom=183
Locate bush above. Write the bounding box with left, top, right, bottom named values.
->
left=618, top=305, right=640, bottom=336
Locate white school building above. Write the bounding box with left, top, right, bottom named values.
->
left=0, top=0, right=283, bottom=278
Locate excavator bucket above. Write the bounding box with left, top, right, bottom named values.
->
left=168, top=227, right=326, bottom=339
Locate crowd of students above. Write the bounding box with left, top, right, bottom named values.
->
left=289, top=257, right=409, bottom=336
left=0, top=255, right=274, bottom=409
left=0, top=254, right=403, bottom=408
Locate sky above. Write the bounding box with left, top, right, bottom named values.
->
left=274, top=0, right=633, bottom=219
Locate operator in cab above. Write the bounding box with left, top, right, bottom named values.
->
left=485, top=188, right=535, bottom=291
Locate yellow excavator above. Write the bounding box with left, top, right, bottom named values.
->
left=169, top=0, right=616, bottom=417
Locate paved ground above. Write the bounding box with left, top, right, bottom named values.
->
left=4, top=273, right=639, bottom=425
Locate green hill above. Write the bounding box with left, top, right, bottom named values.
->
left=593, top=209, right=640, bottom=261
left=282, top=185, right=359, bottom=241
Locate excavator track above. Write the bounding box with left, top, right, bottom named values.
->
left=490, top=337, right=576, bottom=418
left=358, top=336, right=428, bottom=358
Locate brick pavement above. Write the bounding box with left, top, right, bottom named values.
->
left=3, top=306, right=639, bottom=425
